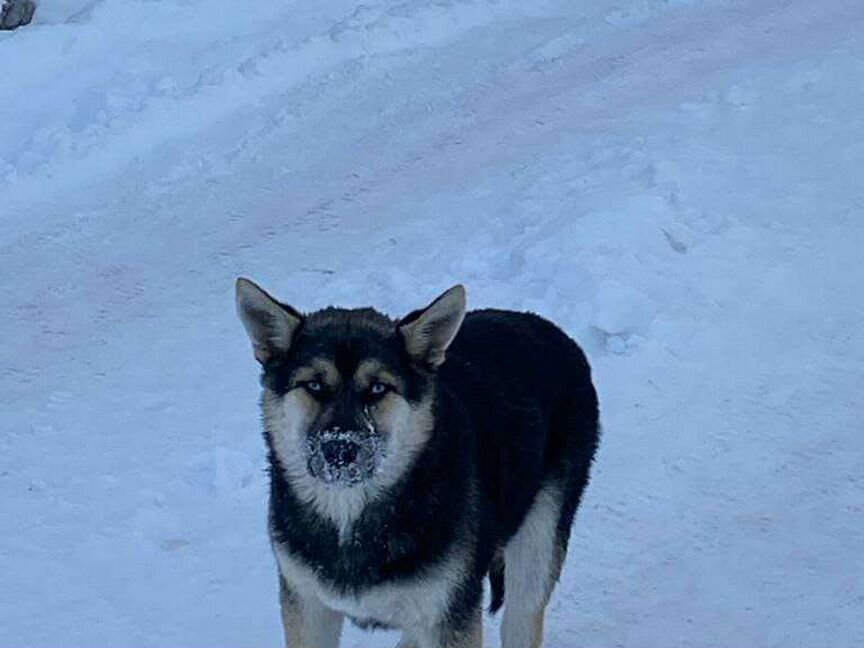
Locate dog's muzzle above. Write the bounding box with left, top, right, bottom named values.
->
left=321, top=437, right=360, bottom=468
left=306, top=427, right=383, bottom=486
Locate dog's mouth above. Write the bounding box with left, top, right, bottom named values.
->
left=305, top=429, right=384, bottom=487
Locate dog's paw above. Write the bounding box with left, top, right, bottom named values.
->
left=0, top=0, right=36, bottom=30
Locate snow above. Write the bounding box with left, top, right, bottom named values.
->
left=1, top=0, right=863, bottom=646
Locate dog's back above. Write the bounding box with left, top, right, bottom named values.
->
left=440, top=309, right=600, bottom=615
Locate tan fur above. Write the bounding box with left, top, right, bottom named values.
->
left=292, top=359, right=340, bottom=388
left=395, top=603, right=482, bottom=648
left=354, top=359, right=405, bottom=393
left=279, top=579, right=301, bottom=648
left=279, top=579, right=343, bottom=648
left=264, top=384, right=435, bottom=540
left=501, top=485, right=566, bottom=648
left=529, top=609, right=545, bottom=648
left=445, top=605, right=483, bottom=648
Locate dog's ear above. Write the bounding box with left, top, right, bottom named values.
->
left=399, top=285, right=466, bottom=368
left=235, top=278, right=302, bottom=364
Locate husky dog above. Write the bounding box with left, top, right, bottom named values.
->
left=236, top=279, right=600, bottom=648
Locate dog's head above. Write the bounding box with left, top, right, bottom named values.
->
left=236, top=278, right=466, bottom=494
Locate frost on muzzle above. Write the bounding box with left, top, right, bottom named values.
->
left=305, top=424, right=385, bottom=487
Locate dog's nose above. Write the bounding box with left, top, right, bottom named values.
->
left=320, top=438, right=360, bottom=468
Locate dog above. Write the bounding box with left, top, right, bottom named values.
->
left=236, top=278, right=600, bottom=648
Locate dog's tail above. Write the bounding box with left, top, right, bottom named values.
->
left=488, top=551, right=505, bottom=614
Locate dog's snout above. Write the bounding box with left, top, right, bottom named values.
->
left=321, top=438, right=360, bottom=468
left=307, top=427, right=383, bottom=485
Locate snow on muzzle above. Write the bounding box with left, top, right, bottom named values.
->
left=305, top=427, right=384, bottom=486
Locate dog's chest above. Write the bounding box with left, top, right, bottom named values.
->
left=274, top=542, right=462, bottom=630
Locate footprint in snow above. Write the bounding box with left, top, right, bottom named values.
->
left=159, top=538, right=191, bottom=552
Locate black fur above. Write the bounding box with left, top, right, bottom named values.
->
left=261, top=305, right=599, bottom=635
left=488, top=552, right=505, bottom=613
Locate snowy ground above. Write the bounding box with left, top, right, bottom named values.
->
left=2, top=0, right=863, bottom=646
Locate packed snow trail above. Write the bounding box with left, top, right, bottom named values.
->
left=1, top=0, right=862, bottom=646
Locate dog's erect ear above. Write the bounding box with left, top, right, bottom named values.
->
left=235, top=278, right=302, bottom=364
left=399, top=285, right=466, bottom=368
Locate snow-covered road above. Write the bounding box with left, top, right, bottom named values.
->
left=1, top=1, right=862, bottom=646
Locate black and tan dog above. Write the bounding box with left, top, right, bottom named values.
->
left=236, top=279, right=599, bottom=648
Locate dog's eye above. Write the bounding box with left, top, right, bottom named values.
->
left=369, top=382, right=390, bottom=396
left=303, top=380, right=323, bottom=394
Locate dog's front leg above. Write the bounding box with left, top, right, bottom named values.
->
left=279, top=577, right=343, bottom=648
left=443, top=605, right=482, bottom=648
left=399, top=604, right=482, bottom=648
left=395, top=639, right=418, bottom=648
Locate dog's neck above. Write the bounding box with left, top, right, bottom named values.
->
left=267, top=404, right=473, bottom=587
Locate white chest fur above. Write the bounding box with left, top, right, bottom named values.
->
left=273, top=541, right=468, bottom=631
